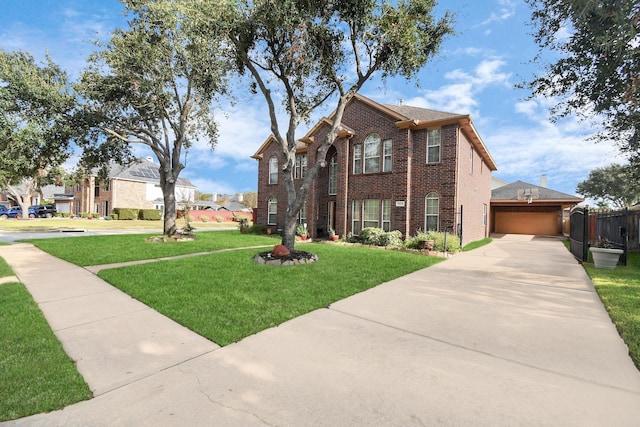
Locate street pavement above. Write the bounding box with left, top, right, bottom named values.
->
left=1, top=234, right=639, bottom=426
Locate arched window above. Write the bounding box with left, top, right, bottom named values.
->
left=425, top=193, right=439, bottom=231
left=328, top=153, right=337, bottom=195
left=364, top=134, right=381, bottom=173
left=269, top=156, right=278, bottom=184
left=268, top=197, right=277, bottom=225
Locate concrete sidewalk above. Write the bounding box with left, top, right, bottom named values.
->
left=0, top=243, right=218, bottom=396
left=2, top=235, right=640, bottom=426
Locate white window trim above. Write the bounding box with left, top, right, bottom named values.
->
left=268, top=197, right=277, bottom=225
left=427, top=129, right=441, bottom=164
left=269, top=156, right=278, bottom=184
left=353, top=144, right=362, bottom=174
left=328, top=154, right=337, bottom=195
left=364, top=134, right=381, bottom=174
left=425, top=193, right=440, bottom=231
left=383, top=139, right=392, bottom=172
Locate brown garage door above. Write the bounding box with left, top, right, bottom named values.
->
left=494, top=211, right=559, bottom=235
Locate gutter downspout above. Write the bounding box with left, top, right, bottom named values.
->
left=405, top=128, right=413, bottom=237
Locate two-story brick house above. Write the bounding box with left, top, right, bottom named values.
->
left=252, top=94, right=497, bottom=244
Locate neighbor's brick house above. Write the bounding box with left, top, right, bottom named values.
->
left=252, top=94, right=497, bottom=244
left=69, top=157, right=196, bottom=217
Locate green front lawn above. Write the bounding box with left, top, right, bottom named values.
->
left=584, top=251, right=640, bottom=370
left=0, top=281, right=92, bottom=421
left=99, top=243, right=443, bottom=346
left=24, top=230, right=278, bottom=266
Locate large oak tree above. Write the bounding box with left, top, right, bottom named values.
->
left=76, top=0, right=230, bottom=236
left=0, top=50, right=77, bottom=216
left=196, top=0, right=454, bottom=250
left=576, top=163, right=640, bottom=208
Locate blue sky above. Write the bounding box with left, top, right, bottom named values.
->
left=1, top=0, right=624, bottom=198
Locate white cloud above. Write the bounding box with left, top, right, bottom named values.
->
left=397, top=59, right=511, bottom=116
left=478, top=0, right=517, bottom=26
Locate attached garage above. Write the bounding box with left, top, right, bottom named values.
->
left=491, top=181, right=583, bottom=236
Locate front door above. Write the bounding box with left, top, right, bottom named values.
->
left=327, top=201, right=336, bottom=234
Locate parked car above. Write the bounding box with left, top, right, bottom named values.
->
left=0, top=205, right=8, bottom=219
left=34, top=204, right=56, bottom=218
left=6, top=206, right=38, bottom=218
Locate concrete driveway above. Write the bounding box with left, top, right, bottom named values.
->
left=3, top=234, right=640, bottom=426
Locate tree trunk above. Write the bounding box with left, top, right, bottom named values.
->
left=160, top=172, right=178, bottom=236
left=281, top=210, right=298, bottom=250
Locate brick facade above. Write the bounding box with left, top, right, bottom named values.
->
left=253, top=94, right=497, bottom=245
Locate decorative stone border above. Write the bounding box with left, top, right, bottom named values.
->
left=253, top=251, right=319, bottom=266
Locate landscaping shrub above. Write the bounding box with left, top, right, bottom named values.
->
left=246, top=224, right=265, bottom=234
left=358, top=227, right=403, bottom=247
left=406, top=231, right=461, bottom=252
left=114, top=208, right=139, bottom=220
left=138, top=209, right=162, bottom=220
left=215, top=215, right=224, bottom=223
left=80, top=212, right=100, bottom=219
left=111, top=213, right=118, bottom=220
left=200, top=215, right=209, bottom=222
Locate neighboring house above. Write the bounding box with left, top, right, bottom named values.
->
left=69, top=157, right=196, bottom=216
left=252, top=94, right=498, bottom=244
left=491, top=180, right=583, bottom=235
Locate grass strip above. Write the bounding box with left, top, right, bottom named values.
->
left=99, top=244, right=444, bottom=346
left=463, top=238, right=492, bottom=251
left=0, top=282, right=92, bottom=421
left=583, top=251, right=640, bottom=370
left=0, top=256, right=13, bottom=278
left=23, top=230, right=278, bottom=266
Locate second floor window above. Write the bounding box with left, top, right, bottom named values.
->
left=294, top=154, right=307, bottom=179
left=383, top=139, right=392, bottom=172
left=364, top=134, right=381, bottom=173
left=353, top=144, right=362, bottom=174
left=269, top=156, right=278, bottom=184
left=328, top=154, right=337, bottom=195
left=354, top=134, right=392, bottom=174
left=427, top=129, right=441, bottom=163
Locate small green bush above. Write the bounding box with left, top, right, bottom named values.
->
left=200, top=215, right=209, bottom=222
left=114, top=208, right=139, bottom=220
left=215, top=215, right=224, bottom=223
left=111, top=213, right=119, bottom=220
left=406, top=231, right=461, bottom=252
left=80, top=212, right=100, bottom=219
left=187, top=214, right=195, bottom=222
left=246, top=224, right=265, bottom=234
left=358, top=227, right=403, bottom=247
left=138, top=209, right=162, bottom=220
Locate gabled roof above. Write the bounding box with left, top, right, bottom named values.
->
left=251, top=135, right=313, bottom=159
left=384, top=103, right=464, bottom=123
left=250, top=93, right=498, bottom=171
left=491, top=180, right=583, bottom=203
